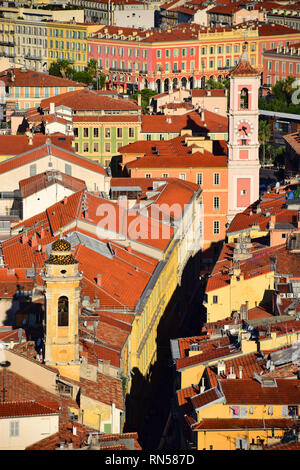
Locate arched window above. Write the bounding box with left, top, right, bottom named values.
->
left=58, top=296, right=69, bottom=326
left=240, top=88, right=249, bottom=109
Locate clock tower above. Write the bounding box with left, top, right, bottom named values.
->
left=227, top=45, right=260, bottom=223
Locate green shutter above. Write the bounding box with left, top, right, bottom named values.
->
left=104, top=423, right=111, bottom=434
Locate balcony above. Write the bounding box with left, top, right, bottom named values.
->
left=0, top=51, right=15, bottom=58
left=172, top=69, right=181, bottom=74
left=25, top=54, right=42, bottom=60
left=218, top=65, right=233, bottom=71
left=0, top=41, right=15, bottom=47
left=109, top=67, right=132, bottom=73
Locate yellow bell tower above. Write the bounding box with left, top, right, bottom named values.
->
left=42, top=238, right=82, bottom=381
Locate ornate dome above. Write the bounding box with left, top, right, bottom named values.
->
left=47, top=238, right=77, bottom=265
left=51, top=239, right=71, bottom=252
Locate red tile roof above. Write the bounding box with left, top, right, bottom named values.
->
left=19, top=171, right=86, bottom=198
left=40, top=88, right=141, bottom=112
left=219, top=377, right=300, bottom=404
left=192, top=418, right=297, bottom=430
left=0, top=68, right=87, bottom=88
left=0, top=400, right=60, bottom=418
left=0, top=143, right=106, bottom=176
left=141, top=110, right=228, bottom=134
left=0, top=133, right=74, bottom=155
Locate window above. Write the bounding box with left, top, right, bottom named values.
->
left=83, top=143, right=89, bottom=153
left=213, top=220, right=220, bottom=234
left=93, top=142, right=99, bottom=152
left=117, top=128, right=122, bottom=138
left=162, top=173, right=169, bottom=178
left=24, top=87, right=29, bottom=98
left=129, top=127, right=134, bottom=138
left=105, top=128, right=110, bottom=138
left=196, top=173, right=203, bottom=185
left=73, top=128, right=78, bottom=138
left=156, top=49, right=162, bottom=58
left=65, top=164, right=72, bottom=175
left=145, top=173, right=151, bottom=178
left=214, top=173, right=220, bottom=185
left=213, top=196, right=220, bottom=210
left=9, top=421, right=19, bottom=437
left=83, top=128, right=89, bottom=137
left=30, top=164, right=36, bottom=177
left=93, top=128, right=99, bottom=138
left=58, top=296, right=69, bottom=327
left=213, top=295, right=218, bottom=304
left=179, top=173, right=186, bottom=180
left=105, top=142, right=110, bottom=152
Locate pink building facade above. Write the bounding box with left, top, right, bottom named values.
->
left=227, top=52, right=260, bottom=223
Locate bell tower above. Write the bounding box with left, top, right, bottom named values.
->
left=227, top=45, right=260, bottom=223
left=42, top=238, right=82, bottom=381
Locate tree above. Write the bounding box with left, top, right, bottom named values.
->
left=49, top=59, right=73, bottom=79
left=258, top=119, right=272, bottom=165
left=72, top=70, right=93, bottom=85
left=206, top=77, right=226, bottom=90
left=129, top=88, right=157, bottom=114
left=87, top=59, right=97, bottom=79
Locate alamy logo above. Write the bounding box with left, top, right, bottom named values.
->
left=94, top=200, right=203, bottom=252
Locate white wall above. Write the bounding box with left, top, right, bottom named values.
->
left=0, top=414, right=59, bottom=450
left=0, top=154, right=107, bottom=193
left=113, top=7, right=155, bottom=29
left=23, top=184, right=74, bottom=221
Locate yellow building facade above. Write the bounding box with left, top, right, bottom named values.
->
left=47, top=22, right=101, bottom=72
left=42, top=238, right=82, bottom=382
left=204, top=267, right=275, bottom=324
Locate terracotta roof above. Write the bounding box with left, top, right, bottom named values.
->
left=40, top=88, right=141, bottom=112
left=0, top=400, right=60, bottom=418
left=0, top=133, right=74, bottom=155
left=141, top=110, right=228, bottom=134
left=219, top=377, right=300, bottom=404
left=192, top=89, right=226, bottom=98
left=73, top=115, right=140, bottom=123
left=0, top=143, right=106, bottom=176
left=26, top=428, right=141, bottom=450
left=190, top=387, right=221, bottom=410
left=192, top=418, right=297, bottom=430
left=19, top=171, right=86, bottom=198
left=0, top=68, right=87, bottom=88
left=230, top=52, right=260, bottom=77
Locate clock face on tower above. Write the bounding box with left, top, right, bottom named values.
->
left=234, top=119, right=254, bottom=138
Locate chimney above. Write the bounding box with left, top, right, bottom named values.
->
left=239, top=365, right=243, bottom=379
left=228, top=365, right=236, bottom=379
left=49, top=102, right=55, bottom=114
left=63, top=197, right=68, bottom=205
left=73, top=426, right=77, bottom=436
left=96, top=274, right=102, bottom=287
left=217, top=360, right=225, bottom=376
left=22, top=234, right=29, bottom=244
left=200, top=377, right=205, bottom=394
left=31, top=234, right=37, bottom=248
left=28, top=133, right=33, bottom=145
left=137, top=93, right=142, bottom=107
